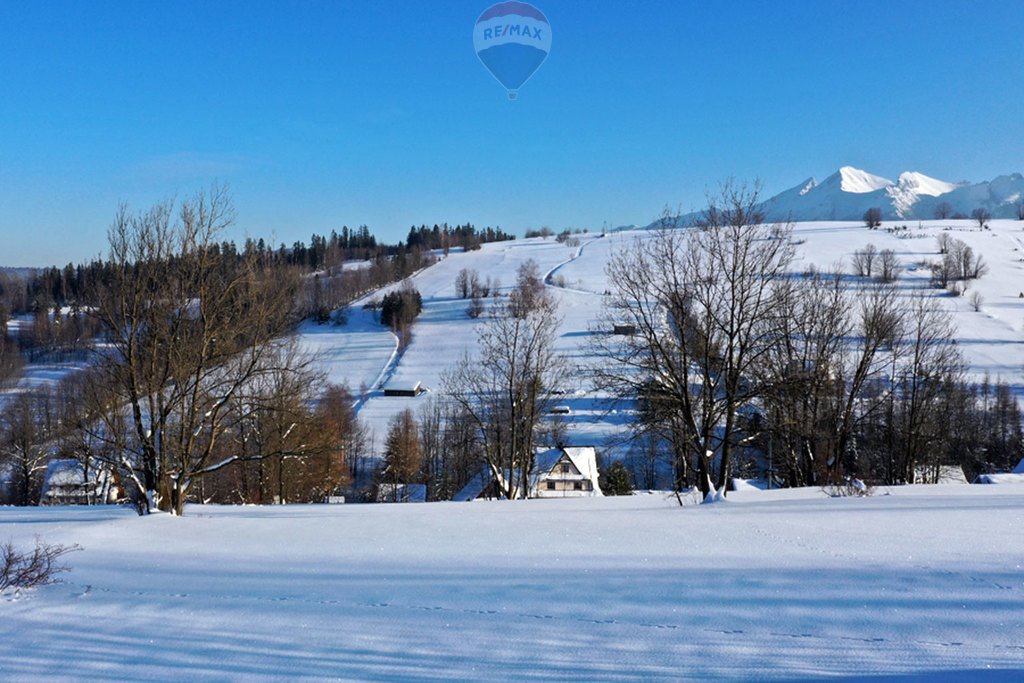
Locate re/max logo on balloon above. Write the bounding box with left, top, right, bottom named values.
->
left=473, top=2, right=551, bottom=100
left=480, top=24, right=544, bottom=42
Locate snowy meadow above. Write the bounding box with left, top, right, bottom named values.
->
left=2, top=485, right=1023, bottom=680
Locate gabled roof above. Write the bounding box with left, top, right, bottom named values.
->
left=377, top=483, right=427, bottom=502
left=452, top=447, right=604, bottom=501
left=530, top=447, right=602, bottom=494
left=532, top=447, right=599, bottom=479
left=452, top=469, right=492, bottom=502
left=562, top=447, right=600, bottom=481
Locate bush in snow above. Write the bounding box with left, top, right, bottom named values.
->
left=0, top=538, right=80, bottom=593
left=821, top=478, right=874, bottom=498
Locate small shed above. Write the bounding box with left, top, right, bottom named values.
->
left=384, top=381, right=423, bottom=398
left=612, top=323, right=637, bottom=336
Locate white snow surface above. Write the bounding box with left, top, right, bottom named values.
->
left=1, top=485, right=1023, bottom=679
left=837, top=165, right=894, bottom=193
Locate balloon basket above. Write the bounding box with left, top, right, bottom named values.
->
left=507, top=90, right=518, bottom=101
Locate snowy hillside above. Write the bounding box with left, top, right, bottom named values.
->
left=2, top=485, right=1022, bottom=679
left=748, top=166, right=1023, bottom=222
left=303, top=220, right=1024, bottom=457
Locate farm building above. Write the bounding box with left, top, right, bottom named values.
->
left=383, top=381, right=423, bottom=398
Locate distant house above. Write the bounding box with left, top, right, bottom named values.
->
left=452, top=447, right=603, bottom=501
left=383, top=381, right=423, bottom=398
left=973, top=472, right=1024, bottom=485
left=39, top=459, right=118, bottom=505
left=376, top=483, right=427, bottom=503
left=971, top=457, right=1024, bottom=485
left=612, top=324, right=636, bottom=336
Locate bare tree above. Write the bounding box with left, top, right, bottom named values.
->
left=863, top=207, right=883, bottom=229
left=455, top=269, right=470, bottom=299
left=851, top=243, right=878, bottom=278
left=971, top=207, right=992, bottom=228
left=934, top=202, right=954, bottom=220
left=592, top=184, right=794, bottom=496
left=968, top=290, right=984, bottom=312
left=466, top=293, right=485, bottom=319
left=890, top=296, right=964, bottom=483
left=935, top=232, right=952, bottom=255
left=442, top=277, right=564, bottom=499
left=508, top=259, right=547, bottom=319
left=82, top=188, right=304, bottom=515
left=949, top=238, right=988, bottom=280
left=761, top=269, right=851, bottom=487
left=825, top=283, right=905, bottom=482
left=877, top=249, right=902, bottom=283
left=929, top=254, right=956, bottom=289
left=0, top=392, right=53, bottom=506
left=215, top=340, right=329, bottom=505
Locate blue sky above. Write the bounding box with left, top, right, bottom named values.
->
left=1, top=0, right=1022, bottom=266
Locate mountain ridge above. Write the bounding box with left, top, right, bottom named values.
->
left=763, top=167, right=1023, bottom=222
left=644, top=168, right=1024, bottom=227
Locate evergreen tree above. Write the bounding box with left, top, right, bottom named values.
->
left=600, top=460, right=634, bottom=496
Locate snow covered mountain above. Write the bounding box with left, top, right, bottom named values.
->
left=760, top=166, right=1023, bottom=221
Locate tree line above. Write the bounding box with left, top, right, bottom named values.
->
left=594, top=184, right=1021, bottom=496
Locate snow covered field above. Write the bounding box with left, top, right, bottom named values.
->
left=2, top=485, right=1023, bottom=680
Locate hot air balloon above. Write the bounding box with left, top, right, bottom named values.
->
left=473, top=2, right=551, bottom=100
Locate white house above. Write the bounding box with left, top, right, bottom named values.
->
left=39, top=459, right=118, bottom=505
left=452, top=446, right=603, bottom=501
left=531, top=447, right=602, bottom=497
